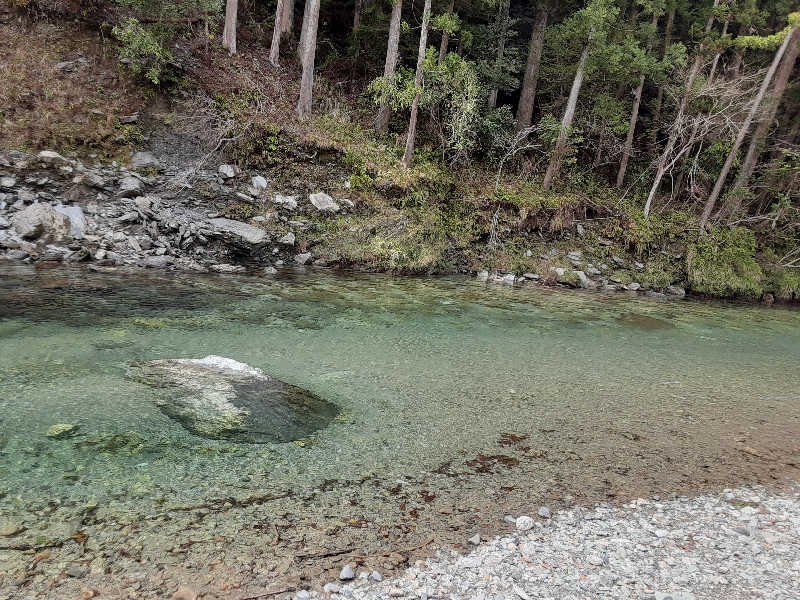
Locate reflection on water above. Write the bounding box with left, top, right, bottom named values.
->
left=1, top=262, right=799, bottom=513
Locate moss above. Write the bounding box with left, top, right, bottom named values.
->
left=687, top=227, right=763, bottom=298
left=556, top=270, right=582, bottom=287
left=638, top=255, right=683, bottom=290
left=763, top=267, right=800, bottom=301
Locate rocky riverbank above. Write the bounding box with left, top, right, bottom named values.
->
left=1, top=147, right=691, bottom=300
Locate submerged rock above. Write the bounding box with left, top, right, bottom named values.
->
left=128, top=356, right=338, bottom=443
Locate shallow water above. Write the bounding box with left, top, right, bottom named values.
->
left=1, top=263, right=799, bottom=515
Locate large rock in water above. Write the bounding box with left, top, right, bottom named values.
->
left=11, top=204, right=72, bottom=241
left=207, top=218, right=268, bottom=246
left=128, top=356, right=338, bottom=443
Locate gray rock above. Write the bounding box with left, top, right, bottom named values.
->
left=294, top=252, right=312, bottom=265
left=263, top=266, right=278, bottom=275
left=521, top=272, right=540, bottom=280
left=131, top=152, right=160, bottom=171
left=502, top=273, right=516, bottom=285
left=65, top=565, right=88, bottom=578
left=666, top=286, right=686, bottom=297
left=525, top=249, right=533, bottom=257
left=5, top=249, right=29, bottom=260
left=370, top=571, right=382, bottom=582
left=295, top=592, right=311, bottom=600
left=37, top=150, right=68, bottom=164
left=573, top=270, right=597, bottom=289
left=339, top=564, right=355, bottom=580
left=11, top=203, right=72, bottom=241
left=208, top=218, right=268, bottom=245
left=469, top=534, right=481, bottom=545
left=0, top=216, right=9, bottom=229
left=17, top=189, right=36, bottom=204
left=143, top=255, right=174, bottom=268
left=576, top=223, right=585, bottom=236
left=218, top=164, right=238, bottom=179
left=210, top=263, right=245, bottom=273
left=251, top=176, right=269, bottom=191
left=279, top=232, right=295, bottom=246
left=118, top=176, right=144, bottom=198
left=627, top=282, right=641, bottom=291
left=323, top=582, right=341, bottom=593
left=128, top=356, right=338, bottom=443
left=54, top=204, right=86, bottom=239
left=309, top=192, right=340, bottom=213
left=654, top=593, right=695, bottom=600
left=612, top=255, right=625, bottom=266
left=587, top=266, right=602, bottom=276
left=0, top=176, right=15, bottom=189
left=476, top=270, right=489, bottom=281
left=274, top=194, right=298, bottom=210
left=516, top=516, right=534, bottom=531
left=538, top=506, right=551, bottom=519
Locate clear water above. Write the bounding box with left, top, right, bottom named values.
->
left=1, top=263, right=799, bottom=515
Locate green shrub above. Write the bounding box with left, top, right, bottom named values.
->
left=687, top=227, right=763, bottom=298
left=112, top=18, right=173, bottom=85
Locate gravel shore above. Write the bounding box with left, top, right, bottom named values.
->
left=317, top=483, right=800, bottom=600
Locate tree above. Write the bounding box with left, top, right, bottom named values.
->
left=644, top=0, right=720, bottom=217
left=650, top=2, right=675, bottom=143
left=616, top=9, right=660, bottom=188
left=515, top=4, right=549, bottom=131
left=282, top=0, right=295, bottom=34
left=270, top=0, right=286, bottom=66
left=542, top=27, right=593, bottom=190
left=297, top=0, right=321, bottom=118
left=487, top=0, right=511, bottom=109
left=222, top=0, right=238, bottom=54
left=354, top=0, right=362, bottom=32
left=698, top=21, right=798, bottom=230
left=298, top=0, right=312, bottom=59
left=376, top=0, right=404, bottom=134
left=439, top=0, right=455, bottom=64
left=401, top=0, right=432, bottom=169
left=732, top=27, right=800, bottom=197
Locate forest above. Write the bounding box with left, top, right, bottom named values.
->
left=2, top=0, right=800, bottom=299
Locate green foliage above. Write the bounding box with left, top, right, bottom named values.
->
left=112, top=18, right=173, bottom=85
left=687, top=227, right=764, bottom=298
left=432, top=11, right=461, bottom=35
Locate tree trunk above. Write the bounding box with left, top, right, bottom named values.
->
left=650, top=5, right=675, bottom=144
left=698, top=26, right=796, bottom=230
left=644, top=0, right=719, bottom=217
left=353, top=0, right=362, bottom=32
left=438, top=0, right=455, bottom=64
left=542, top=28, right=594, bottom=191
left=401, top=0, right=432, bottom=169
left=732, top=28, right=800, bottom=193
left=296, top=0, right=321, bottom=119
left=270, top=0, right=286, bottom=66
left=298, top=0, right=312, bottom=58
left=487, top=0, right=510, bottom=109
left=616, top=11, right=658, bottom=188
left=376, top=0, right=403, bottom=134
left=281, top=0, right=294, bottom=33
left=515, top=6, right=548, bottom=131
left=223, top=0, right=238, bottom=54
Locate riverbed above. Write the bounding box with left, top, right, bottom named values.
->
left=1, top=263, right=798, bottom=598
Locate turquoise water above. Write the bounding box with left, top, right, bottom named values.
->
left=1, top=263, right=799, bottom=513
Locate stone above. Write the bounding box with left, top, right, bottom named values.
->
left=627, top=282, right=641, bottom=291
left=171, top=586, right=198, bottom=600
left=274, top=194, right=298, bottom=210
left=278, top=231, right=295, bottom=246
left=218, top=164, right=238, bottom=179
left=516, top=516, right=535, bottom=531
left=538, top=506, right=551, bottom=519
left=131, top=152, right=160, bottom=171
left=46, top=423, right=78, bottom=438
left=54, top=204, right=86, bottom=239
left=294, top=252, right=312, bottom=265
left=251, top=175, right=269, bottom=191
left=208, top=218, right=268, bottom=246
left=468, top=534, right=481, bottom=545
left=5, top=249, right=28, bottom=260
left=12, top=204, right=72, bottom=241
left=522, top=272, right=540, bottom=280
left=144, top=255, right=174, bottom=269
left=17, top=189, right=36, bottom=204
left=0, top=524, right=24, bottom=537
left=573, top=270, right=597, bottom=289
left=263, top=266, right=278, bottom=275
left=339, top=565, right=355, bottom=580
left=576, top=223, right=585, bottom=236
left=38, top=150, right=68, bottom=164
left=210, top=263, right=245, bottom=273
left=65, top=565, right=88, bottom=578
left=370, top=570, right=382, bottom=582
left=654, top=593, right=695, bottom=600
left=476, top=270, right=489, bottom=281
left=0, top=176, right=16, bottom=189
left=118, top=176, right=144, bottom=198
left=612, top=255, right=625, bottom=266
left=666, top=286, right=686, bottom=297
left=323, top=583, right=341, bottom=593
left=128, top=356, right=338, bottom=443
left=0, top=216, right=10, bottom=229
left=309, top=192, right=340, bottom=213
left=295, top=592, right=311, bottom=600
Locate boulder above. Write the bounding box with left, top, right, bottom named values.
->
left=294, top=252, right=312, bottom=265
left=144, top=255, right=174, bottom=268
left=131, top=151, right=161, bottom=171
left=37, top=150, right=68, bottom=165
left=128, top=356, right=338, bottom=443
left=118, top=176, right=144, bottom=198
left=278, top=231, right=295, bottom=246
left=218, top=164, right=239, bottom=179
left=208, top=218, right=268, bottom=246
left=274, top=194, right=298, bottom=210
left=54, top=204, right=87, bottom=239
left=309, top=192, right=340, bottom=213
left=11, top=203, right=72, bottom=241
left=251, top=175, right=269, bottom=191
